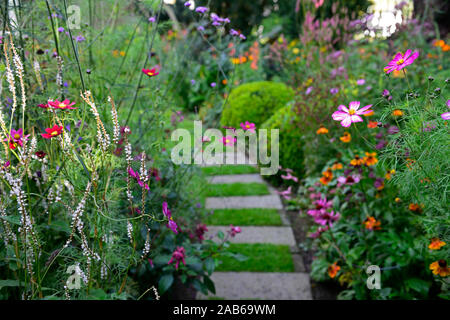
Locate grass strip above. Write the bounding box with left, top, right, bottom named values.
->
left=205, top=208, right=282, bottom=226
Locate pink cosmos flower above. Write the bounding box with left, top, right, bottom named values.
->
left=222, top=135, right=236, bottom=146
left=6, top=128, right=29, bottom=147
left=441, top=112, right=450, bottom=120
left=240, top=121, right=256, bottom=133
left=276, top=186, right=292, bottom=200
left=384, top=49, right=419, bottom=74
left=332, top=101, right=373, bottom=127
left=48, top=99, right=76, bottom=110
left=281, top=172, right=298, bottom=183
left=168, top=247, right=186, bottom=270
left=142, top=67, right=159, bottom=77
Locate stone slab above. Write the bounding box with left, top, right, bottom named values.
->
left=207, top=174, right=264, bottom=184
left=206, top=195, right=283, bottom=210
left=206, top=226, right=296, bottom=246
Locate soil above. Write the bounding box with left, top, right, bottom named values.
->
left=286, top=210, right=342, bottom=300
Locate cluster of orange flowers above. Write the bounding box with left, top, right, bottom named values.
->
left=349, top=152, right=378, bottom=167
left=340, top=132, right=351, bottom=143
left=408, top=203, right=423, bottom=213
left=328, top=262, right=340, bottom=278
left=230, top=41, right=259, bottom=70
left=319, top=168, right=333, bottom=185
left=364, top=216, right=381, bottom=230
left=433, top=39, right=450, bottom=52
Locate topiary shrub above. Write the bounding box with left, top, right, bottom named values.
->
left=261, top=103, right=304, bottom=179
left=221, top=81, right=295, bottom=128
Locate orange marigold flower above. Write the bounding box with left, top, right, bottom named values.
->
left=367, top=121, right=378, bottom=128
left=331, top=162, right=343, bottom=170
left=350, top=155, right=364, bottom=167
left=442, top=44, right=450, bottom=52
left=319, top=168, right=333, bottom=185
left=328, top=262, right=340, bottom=278
left=392, top=109, right=403, bottom=116
left=395, top=197, right=401, bottom=203
left=429, top=238, right=446, bottom=250
left=433, top=39, right=445, bottom=47
left=340, top=132, right=351, bottom=143
left=316, top=125, right=329, bottom=135
left=363, top=152, right=378, bottom=166
left=408, top=203, right=423, bottom=213
left=222, top=79, right=228, bottom=85
left=364, top=216, right=381, bottom=230
left=430, top=260, right=450, bottom=277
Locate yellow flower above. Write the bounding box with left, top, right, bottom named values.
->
left=340, top=132, right=351, bottom=143
left=430, top=260, right=450, bottom=277
left=385, top=169, right=395, bottom=180
left=363, top=152, right=378, bottom=166
left=292, top=48, right=300, bottom=55
left=350, top=155, right=364, bottom=167
left=394, top=197, right=401, bottom=203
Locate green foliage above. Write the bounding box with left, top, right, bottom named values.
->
left=205, top=183, right=270, bottom=197
left=201, top=165, right=259, bottom=176
left=221, top=81, right=295, bottom=128
left=262, top=104, right=304, bottom=177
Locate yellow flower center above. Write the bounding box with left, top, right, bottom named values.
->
left=14, top=134, right=20, bottom=139
left=246, top=125, right=250, bottom=128
left=349, top=109, right=356, bottom=115
left=397, top=58, right=404, bottom=65
left=59, top=103, right=66, bottom=108
left=225, top=139, right=229, bottom=143
left=51, top=131, right=58, bottom=136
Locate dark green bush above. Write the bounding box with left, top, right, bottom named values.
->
left=261, top=103, right=304, bottom=177
left=221, top=81, right=295, bottom=128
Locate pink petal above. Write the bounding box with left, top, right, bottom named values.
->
left=349, top=101, right=360, bottom=111
left=340, top=116, right=352, bottom=127
left=332, top=111, right=348, bottom=121
left=338, top=105, right=349, bottom=113
left=403, top=49, right=412, bottom=60
left=350, top=115, right=363, bottom=123
left=356, top=105, right=373, bottom=115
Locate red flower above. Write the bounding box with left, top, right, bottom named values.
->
left=38, top=103, right=50, bottom=109
left=48, top=99, right=76, bottom=110
left=35, top=151, right=47, bottom=159
left=142, top=67, right=159, bottom=77
left=41, top=125, right=63, bottom=139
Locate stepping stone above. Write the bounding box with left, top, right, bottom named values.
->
left=196, top=151, right=256, bottom=167
left=207, top=174, right=264, bottom=184
left=206, top=226, right=296, bottom=246
left=206, top=195, right=283, bottom=210
left=197, top=272, right=312, bottom=300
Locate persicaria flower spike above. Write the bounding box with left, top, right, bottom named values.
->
left=332, top=101, right=373, bottom=127
left=384, top=49, right=419, bottom=74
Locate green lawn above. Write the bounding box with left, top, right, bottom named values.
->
left=205, top=183, right=269, bottom=197
left=217, top=244, right=294, bottom=272
left=202, top=165, right=259, bottom=176
left=205, top=208, right=282, bottom=226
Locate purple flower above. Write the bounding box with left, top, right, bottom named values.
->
left=184, top=1, right=191, bottom=7
left=305, top=87, right=313, bottom=95
left=441, top=112, right=450, bottom=120
left=387, top=125, right=399, bottom=135
left=230, top=29, right=239, bottom=36
left=229, top=225, right=241, bottom=237
left=162, top=201, right=172, bottom=218
left=168, top=218, right=178, bottom=234
left=330, top=88, right=339, bottom=95
left=239, top=34, right=246, bottom=40
left=148, top=16, right=156, bottom=23
left=447, top=100, right=450, bottom=107
left=195, top=6, right=208, bottom=14
left=168, top=247, right=185, bottom=270
left=375, top=140, right=387, bottom=150
left=382, top=89, right=390, bottom=97
left=337, top=174, right=361, bottom=186
left=190, top=79, right=196, bottom=85
left=58, top=27, right=64, bottom=33
left=314, top=210, right=340, bottom=227
left=197, top=26, right=205, bottom=32
left=75, top=35, right=85, bottom=42
left=210, top=82, right=216, bottom=88
left=356, top=79, right=366, bottom=85
left=374, top=178, right=385, bottom=190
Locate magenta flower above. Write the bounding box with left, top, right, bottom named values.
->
left=168, top=218, right=178, bottom=234
left=307, top=196, right=332, bottom=217
left=168, top=247, right=186, bottom=270
left=441, top=112, right=450, bottom=120
left=384, top=49, right=419, bottom=74
left=332, top=101, right=373, bottom=127
left=337, top=174, right=361, bottom=187
left=281, top=172, right=298, bottom=183
left=229, top=225, right=241, bottom=237
left=276, top=186, right=292, bottom=200
left=308, top=226, right=329, bottom=239
left=314, top=210, right=340, bottom=227
left=356, top=79, right=366, bottom=85
left=162, top=201, right=172, bottom=218
left=222, top=135, right=236, bottom=146
left=240, top=121, right=256, bottom=132
left=195, top=6, right=208, bottom=14
left=330, top=88, right=339, bottom=95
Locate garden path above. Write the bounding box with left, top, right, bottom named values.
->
left=197, top=151, right=312, bottom=300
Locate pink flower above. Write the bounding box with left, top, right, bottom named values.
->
left=276, top=186, right=292, bottom=200
left=337, top=174, right=361, bottom=186
left=240, top=121, right=256, bottom=132
left=356, top=79, right=366, bottom=85
left=162, top=201, right=172, bottom=218
left=384, top=49, right=419, bottom=74
left=48, top=99, right=76, bottom=110
left=332, top=101, right=373, bottom=127
left=281, top=172, right=298, bottom=183
left=142, top=67, right=159, bottom=77
left=222, top=135, right=236, bottom=146
left=308, top=226, right=329, bottom=238
left=314, top=210, right=340, bottom=227
left=441, top=112, right=450, bottom=120
left=168, top=247, right=186, bottom=270
left=168, top=218, right=178, bottom=234
left=307, top=196, right=333, bottom=217
left=229, top=225, right=241, bottom=237
left=313, top=0, right=324, bottom=8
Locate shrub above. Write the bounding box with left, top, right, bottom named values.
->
left=261, top=103, right=304, bottom=177
left=221, top=81, right=295, bottom=128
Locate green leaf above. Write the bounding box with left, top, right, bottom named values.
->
left=0, top=280, right=20, bottom=289
left=405, top=278, right=430, bottom=295
left=204, top=258, right=215, bottom=275
left=203, top=276, right=216, bottom=294
left=217, top=231, right=224, bottom=240
left=158, top=274, right=174, bottom=295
